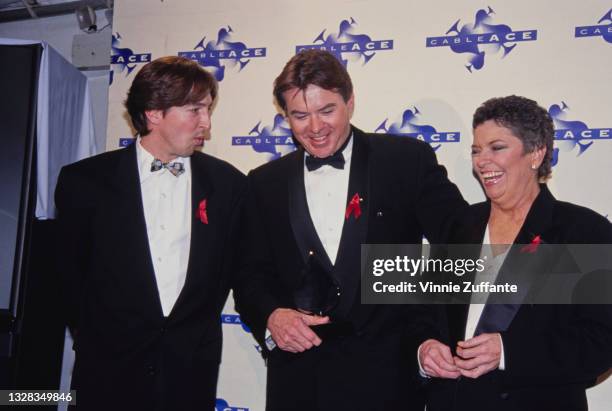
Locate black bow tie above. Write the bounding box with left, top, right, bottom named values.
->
left=151, top=159, right=185, bottom=177
left=305, top=152, right=345, bottom=172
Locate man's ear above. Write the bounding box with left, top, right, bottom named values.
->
left=144, top=109, right=164, bottom=127
left=347, top=93, right=355, bottom=118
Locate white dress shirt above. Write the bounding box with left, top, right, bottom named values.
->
left=303, top=135, right=353, bottom=263
left=265, top=135, right=353, bottom=351
left=136, top=139, right=191, bottom=316
left=418, top=225, right=508, bottom=375
left=464, top=225, right=508, bottom=369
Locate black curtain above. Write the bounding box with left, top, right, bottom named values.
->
left=0, top=44, right=65, bottom=405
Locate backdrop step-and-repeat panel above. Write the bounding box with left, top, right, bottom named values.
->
left=106, top=1, right=612, bottom=410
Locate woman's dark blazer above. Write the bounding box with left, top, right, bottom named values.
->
left=427, top=184, right=612, bottom=411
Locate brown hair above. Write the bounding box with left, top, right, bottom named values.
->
left=273, top=49, right=353, bottom=111
left=125, top=56, right=217, bottom=136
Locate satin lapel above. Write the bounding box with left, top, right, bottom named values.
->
left=513, top=185, right=555, bottom=246
left=476, top=186, right=556, bottom=333
left=333, top=130, right=370, bottom=317
left=113, top=143, right=163, bottom=316
left=448, top=304, right=470, bottom=344
left=287, top=148, right=333, bottom=270
left=448, top=202, right=488, bottom=342
left=171, top=154, right=216, bottom=317
left=489, top=185, right=555, bottom=307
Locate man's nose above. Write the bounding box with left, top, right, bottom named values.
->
left=310, top=115, right=322, bottom=134
left=199, top=111, right=211, bottom=129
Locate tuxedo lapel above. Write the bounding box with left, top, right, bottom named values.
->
left=446, top=202, right=488, bottom=342
left=513, top=185, right=555, bottom=246
left=448, top=305, right=470, bottom=344
left=286, top=130, right=371, bottom=319
left=333, top=129, right=371, bottom=318
left=287, top=148, right=334, bottom=271
left=475, top=185, right=556, bottom=334
left=171, top=154, right=217, bottom=318
left=113, top=143, right=164, bottom=317
left=336, top=130, right=370, bottom=267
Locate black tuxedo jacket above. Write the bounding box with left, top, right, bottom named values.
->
left=234, top=126, right=466, bottom=410
left=55, top=143, right=245, bottom=411
left=427, top=185, right=612, bottom=411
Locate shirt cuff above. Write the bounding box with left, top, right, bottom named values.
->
left=498, top=333, right=505, bottom=370
left=417, top=343, right=430, bottom=378
left=264, top=329, right=276, bottom=351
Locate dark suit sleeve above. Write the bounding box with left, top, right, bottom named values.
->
left=501, top=215, right=612, bottom=386
left=413, top=142, right=467, bottom=244
left=403, top=144, right=467, bottom=375
left=501, top=305, right=612, bottom=385
left=54, top=166, right=93, bottom=335
left=221, top=173, right=248, bottom=309
left=233, top=174, right=285, bottom=346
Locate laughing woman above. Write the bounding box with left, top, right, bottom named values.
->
left=421, top=95, right=612, bottom=411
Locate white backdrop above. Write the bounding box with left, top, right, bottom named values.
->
left=107, top=1, right=612, bottom=409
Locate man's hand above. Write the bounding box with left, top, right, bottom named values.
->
left=454, top=333, right=502, bottom=378
left=419, top=339, right=461, bottom=379
left=267, top=308, right=330, bottom=353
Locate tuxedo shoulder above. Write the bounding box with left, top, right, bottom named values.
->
left=551, top=200, right=612, bottom=241
left=451, top=201, right=488, bottom=230
left=191, top=151, right=245, bottom=182
left=55, top=149, right=129, bottom=207
left=553, top=199, right=606, bottom=220
left=60, top=147, right=125, bottom=177
left=248, top=149, right=299, bottom=180
left=465, top=201, right=488, bottom=217
left=364, top=132, right=431, bottom=149
left=363, top=132, right=434, bottom=160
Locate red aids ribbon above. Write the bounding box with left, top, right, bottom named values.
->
left=345, top=193, right=362, bottom=220
left=198, top=199, right=209, bottom=224
left=520, top=235, right=541, bottom=253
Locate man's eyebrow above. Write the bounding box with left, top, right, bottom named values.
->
left=318, top=103, right=336, bottom=112
left=289, top=103, right=337, bottom=116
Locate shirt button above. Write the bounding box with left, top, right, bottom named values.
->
left=157, top=257, right=162, bottom=262
left=161, top=193, right=167, bottom=199
left=160, top=224, right=165, bottom=230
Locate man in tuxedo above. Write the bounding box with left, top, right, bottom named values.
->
left=234, top=49, right=466, bottom=411
left=55, top=56, right=245, bottom=411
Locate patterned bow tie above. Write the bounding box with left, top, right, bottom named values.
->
left=305, top=152, right=345, bottom=172
left=150, top=159, right=185, bottom=177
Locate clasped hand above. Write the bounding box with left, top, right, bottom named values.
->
left=267, top=308, right=330, bottom=353
left=419, top=333, right=501, bottom=379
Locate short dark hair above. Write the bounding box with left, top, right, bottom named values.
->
left=273, top=49, right=353, bottom=111
left=473, top=95, right=554, bottom=180
left=125, top=56, right=217, bottom=136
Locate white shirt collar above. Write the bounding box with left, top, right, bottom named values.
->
left=135, top=137, right=190, bottom=183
